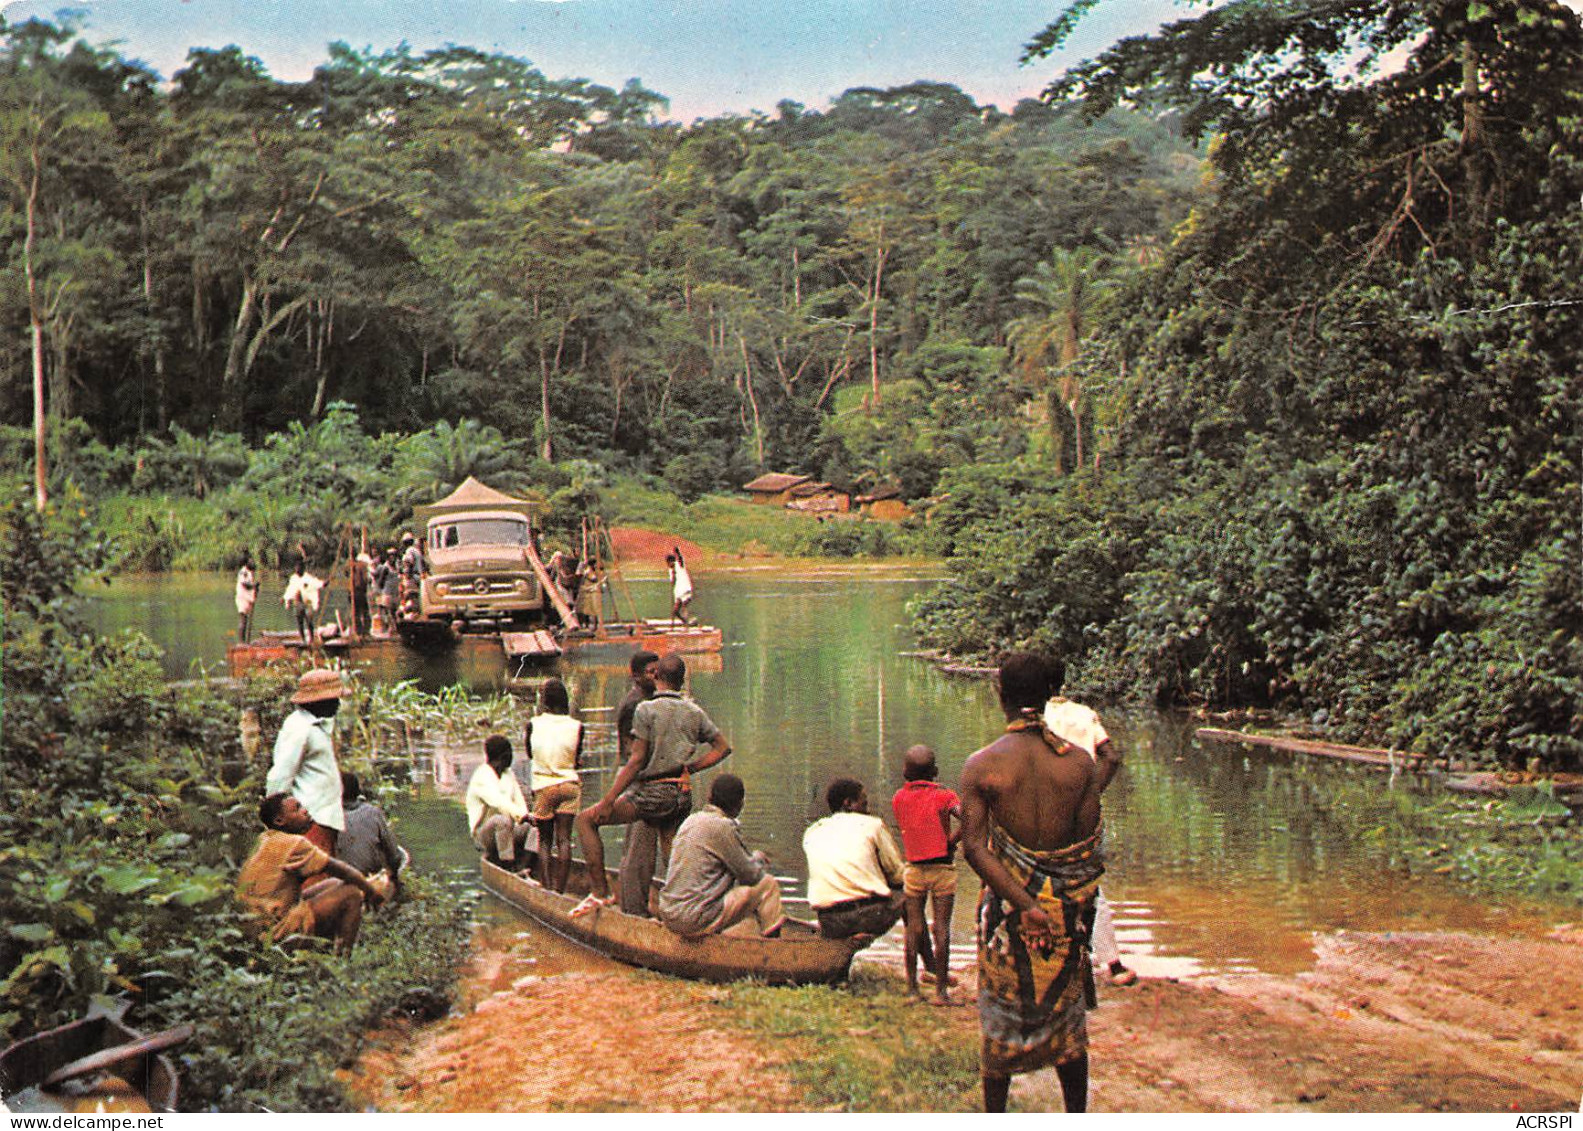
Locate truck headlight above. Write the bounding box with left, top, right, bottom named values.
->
left=434, top=582, right=449, bottom=596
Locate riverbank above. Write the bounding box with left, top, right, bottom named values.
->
left=347, top=923, right=1583, bottom=1112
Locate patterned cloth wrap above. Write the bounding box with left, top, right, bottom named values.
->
left=976, top=821, right=1105, bottom=1077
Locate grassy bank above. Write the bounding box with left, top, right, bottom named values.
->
left=603, top=480, right=934, bottom=560
left=713, top=967, right=980, bottom=1112
left=92, top=473, right=936, bottom=577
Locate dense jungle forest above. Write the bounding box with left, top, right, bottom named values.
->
left=4, top=0, right=1580, bottom=773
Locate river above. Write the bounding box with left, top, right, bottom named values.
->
left=88, top=564, right=1569, bottom=978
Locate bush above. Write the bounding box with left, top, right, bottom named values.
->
left=0, top=478, right=471, bottom=1111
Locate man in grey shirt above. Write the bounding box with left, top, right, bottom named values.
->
left=659, top=774, right=784, bottom=938
left=572, top=653, right=731, bottom=917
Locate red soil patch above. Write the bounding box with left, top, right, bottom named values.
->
left=347, top=970, right=800, bottom=1113
left=608, top=527, right=704, bottom=566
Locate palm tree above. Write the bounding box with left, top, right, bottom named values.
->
left=1006, top=247, right=1114, bottom=470
left=395, top=419, right=529, bottom=505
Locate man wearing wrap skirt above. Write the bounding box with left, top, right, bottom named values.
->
left=960, top=652, right=1121, bottom=1113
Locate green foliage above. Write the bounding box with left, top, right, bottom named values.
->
left=142, top=880, right=472, bottom=1113
left=0, top=476, right=470, bottom=1110
left=916, top=0, right=1583, bottom=769
left=1, top=14, right=1196, bottom=504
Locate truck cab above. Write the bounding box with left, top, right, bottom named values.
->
left=419, top=509, right=545, bottom=628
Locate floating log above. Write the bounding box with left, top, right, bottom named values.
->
left=938, top=663, right=998, bottom=676
left=1195, top=728, right=1429, bottom=770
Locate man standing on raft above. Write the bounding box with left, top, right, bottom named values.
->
left=960, top=652, right=1119, bottom=1113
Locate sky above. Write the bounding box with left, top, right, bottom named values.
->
left=0, top=0, right=1193, bottom=121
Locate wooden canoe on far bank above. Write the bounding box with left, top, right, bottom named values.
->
left=480, top=860, right=866, bottom=985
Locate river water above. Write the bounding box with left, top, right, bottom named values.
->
left=89, top=564, right=1568, bottom=978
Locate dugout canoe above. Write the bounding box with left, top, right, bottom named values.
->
left=481, top=859, right=866, bottom=985
left=0, top=1013, right=189, bottom=1113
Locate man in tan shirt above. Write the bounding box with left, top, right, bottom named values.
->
left=237, top=793, right=386, bottom=954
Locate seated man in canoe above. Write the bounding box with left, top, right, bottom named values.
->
left=572, top=653, right=731, bottom=917
left=960, top=652, right=1106, bottom=1114
left=237, top=793, right=387, bottom=954
left=467, top=735, right=539, bottom=873
left=802, top=777, right=906, bottom=939
left=658, top=774, right=784, bottom=939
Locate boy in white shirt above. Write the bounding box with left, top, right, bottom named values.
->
left=1044, top=667, right=1135, bottom=987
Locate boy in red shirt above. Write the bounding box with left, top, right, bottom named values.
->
left=891, top=744, right=962, bottom=1005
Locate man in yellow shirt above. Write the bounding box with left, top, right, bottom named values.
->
left=237, top=793, right=386, bottom=954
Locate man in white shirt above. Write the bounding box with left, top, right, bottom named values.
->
left=466, top=734, right=537, bottom=873
left=665, top=548, right=694, bottom=625
left=281, top=562, right=325, bottom=644
left=802, top=777, right=905, bottom=939
left=234, top=555, right=259, bottom=642
left=267, top=668, right=348, bottom=854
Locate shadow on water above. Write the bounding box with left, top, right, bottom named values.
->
left=94, top=566, right=1573, bottom=978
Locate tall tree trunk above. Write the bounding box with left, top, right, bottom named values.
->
left=220, top=276, right=258, bottom=429
left=538, top=348, right=554, bottom=462
left=867, top=225, right=887, bottom=410
left=737, top=332, right=765, bottom=466
left=1460, top=37, right=1487, bottom=247
left=310, top=299, right=334, bottom=419
left=26, top=138, right=46, bottom=511
left=141, top=213, right=168, bottom=431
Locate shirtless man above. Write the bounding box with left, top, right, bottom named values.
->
left=960, top=652, right=1120, bottom=1113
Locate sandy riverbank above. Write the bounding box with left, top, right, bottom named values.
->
left=345, top=922, right=1581, bottom=1113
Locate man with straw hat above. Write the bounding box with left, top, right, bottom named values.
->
left=268, top=668, right=348, bottom=854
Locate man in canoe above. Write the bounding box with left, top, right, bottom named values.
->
left=961, top=652, right=1106, bottom=1113
left=802, top=777, right=906, bottom=939
left=571, top=653, right=731, bottom=918
left=524, top=678, right=583, bottom=893
left=658, top=773, right=784, bottom=938
left=237, top=793, right=386, bottom=954
left=615, top=649, right=662, bottom=915
left=466, top=735, right=538, bottom=873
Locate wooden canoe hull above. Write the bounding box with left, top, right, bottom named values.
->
left=481, top=860, right=861, bottom=985
left=0, top=1015, right=180, bottom=1113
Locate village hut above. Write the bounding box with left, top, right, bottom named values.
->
left=742, top=472, right=812, bottom=506
left=854, top=483, right=912, bottom=521
left=786, top=481, right=850, bottom=514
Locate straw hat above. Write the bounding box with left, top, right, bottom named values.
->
left=290, top=668, right=346, bottom=704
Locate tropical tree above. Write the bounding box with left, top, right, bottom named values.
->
left=0, top=18, right=114, bottom=508
left=1006, top=247, right=1113, bottom=469
left=394, top=419, right=529, bottom=505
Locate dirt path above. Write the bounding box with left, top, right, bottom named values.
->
left=345, top=931, right=803, bottom=1112
left=348, top=925, right=1582, bottom=1113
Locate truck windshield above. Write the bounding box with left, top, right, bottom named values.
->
left=431, top=518, right=528, bottom=548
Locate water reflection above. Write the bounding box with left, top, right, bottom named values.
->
left=91, top=566, right=1571, bottom=977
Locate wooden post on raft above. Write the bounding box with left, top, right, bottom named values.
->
left=525, top=538, right=579, bottom=630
